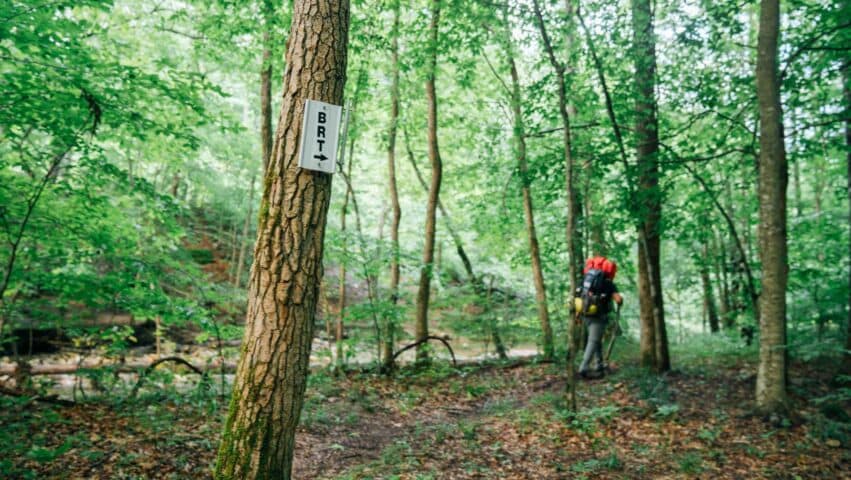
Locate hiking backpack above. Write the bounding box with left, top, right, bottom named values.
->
left=575, top=256, right=616, bottom=316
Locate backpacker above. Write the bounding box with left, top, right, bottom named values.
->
left=573, top=256, right=615, bottom=316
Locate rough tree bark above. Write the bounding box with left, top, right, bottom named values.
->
left=414, top=0, right=443, bottom=363
left=384, top=0, right=402, bottom=370
left=214, top=1, right=350, bottom=478
left=532, top=0, right=577, bottom=407
left=632, top=0, right=669, bottom=372
left=503, top=12, right=554, bottom=361
left=754, top=0, right=788, bottom=414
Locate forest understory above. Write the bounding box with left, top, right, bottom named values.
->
left=2, top=341, right=847, bottom=479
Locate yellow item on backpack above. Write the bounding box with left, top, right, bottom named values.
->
left=574, top=297, right=597, bottom=315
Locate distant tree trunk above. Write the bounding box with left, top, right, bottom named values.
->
left=532, top=0, right=577, bottom=406
left=789, top=110, right=803, bottom=219
left=711, top=226, right=733, bottom=328
left=383, top=0, right=402, bottom=371
left=170, top=171, right=180, bottom=197
left=404, top=128, right=477, bottom=284
left=260, top=0, right=274, bottom=173
left=214, top=1, right=350, bottom=478
left=414, top=0, right=443, bottom=363
left=337, top=158, right=350, bottom=369
left=227, top=221, right=240, bottom=283
left=754, top=0, right=788, bottom=415
left=486, top=276, right=508, bottom=359
left=234, top=174, right=256, bottom=288
left=701, top=241, right=720, bottom=333
left=504, top=16, right=553, bottom=361
left=632, top=0, right=668, bottom=372
left=578, top=4, right=664, bottom=369
left=321, top=281, right=332, bottom=338
left=683, top=162, right=760, bottom=320
left=844, top=62, right=851, bottom=372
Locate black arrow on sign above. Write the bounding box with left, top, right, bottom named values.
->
left=314, top=153, right=328, bottom=162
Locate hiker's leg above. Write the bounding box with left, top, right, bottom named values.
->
left=589, top=320, right=605, bottom=371
left=580, top=320, right=604, bottom=373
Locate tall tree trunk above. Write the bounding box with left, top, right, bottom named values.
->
left=214, top=1, right=350, bottom=478
left=404, top=128, right=477, bottom=284
left=754, top=0, right=788, bottom=414
left=321, top=281, right=332, bottom=338
left=701, top=240, right=720, bottom=333
left=234, top=174, right=256, bottom=288
left=711, top=225, right=733, bottom=328
left=414, top=0, right=443, bottom=363
left=337, top=153, right=351, bottom=369
left=485, top=275, right=508, bottom=359
left=504, top=16, right=553, bottom=361
left=632, top=0, right=669, bottom=372
left=683, top=162, right=761, bottom=318
left=383, top=0, right=402, bottom=371
left=844, top=61, right=851, bottom=372
left=260, top=0, right=274, bottom=173
left=532, top=0, right=577, bottom=407
left=227, top=221, right=240, bottom=283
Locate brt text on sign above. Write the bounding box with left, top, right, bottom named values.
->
left=298, top=99, right=342, bottom=174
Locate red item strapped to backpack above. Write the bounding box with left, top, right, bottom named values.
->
left=584, top=256, right=617, bottom=280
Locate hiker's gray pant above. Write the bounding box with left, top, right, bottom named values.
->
left=579, top=318, right=606, bottom=372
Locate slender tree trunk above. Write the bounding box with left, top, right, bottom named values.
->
left=383, top=0, right=402, bottom=371
left=504, top=16, right=553, bottom=361
left=712, top=225, right=733, bottom=328
left=170, top=171, right=180, bottom=197
left=404, top=129, right=477, bottom=283
left=214, top=1, right=350, bottom=478
left=486, top=276, right=508, bottom=359
left=321, top=281, right=332, bottom=338
left=701, top=241, right=720, bottom=333
left=683, top=162, right=761, bottom=319
left=414, top=0, right=442, bottom=363
left=260, top=0, right=274, bottom=173
left=234, top=174, right=256, bottom=288
left=227, top=221, right=240, bottom=283
left=844, top=62, right=851, bottom=372
left=578, top=5, right=663, bottom=370
left=0, top=147, right=69, bottom=343
left=754, top=0, right=788, bottom=415
left=532, top=0, right=577, bottom=408
left=632, top=0, right=669, bottom=372
left=337, top=143, right=353, bottom=369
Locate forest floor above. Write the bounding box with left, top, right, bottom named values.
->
left=1, top=338, right=849, bottom=479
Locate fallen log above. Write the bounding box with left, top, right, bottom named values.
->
left=0, top=359, right=238, bottom=377
left=0, top=383, right=76, bottom=406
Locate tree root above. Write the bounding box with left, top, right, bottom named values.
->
left=391, top=335, right=457, bottom=367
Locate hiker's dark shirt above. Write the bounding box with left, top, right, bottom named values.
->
left=586, top=278, right=618, bottom=319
